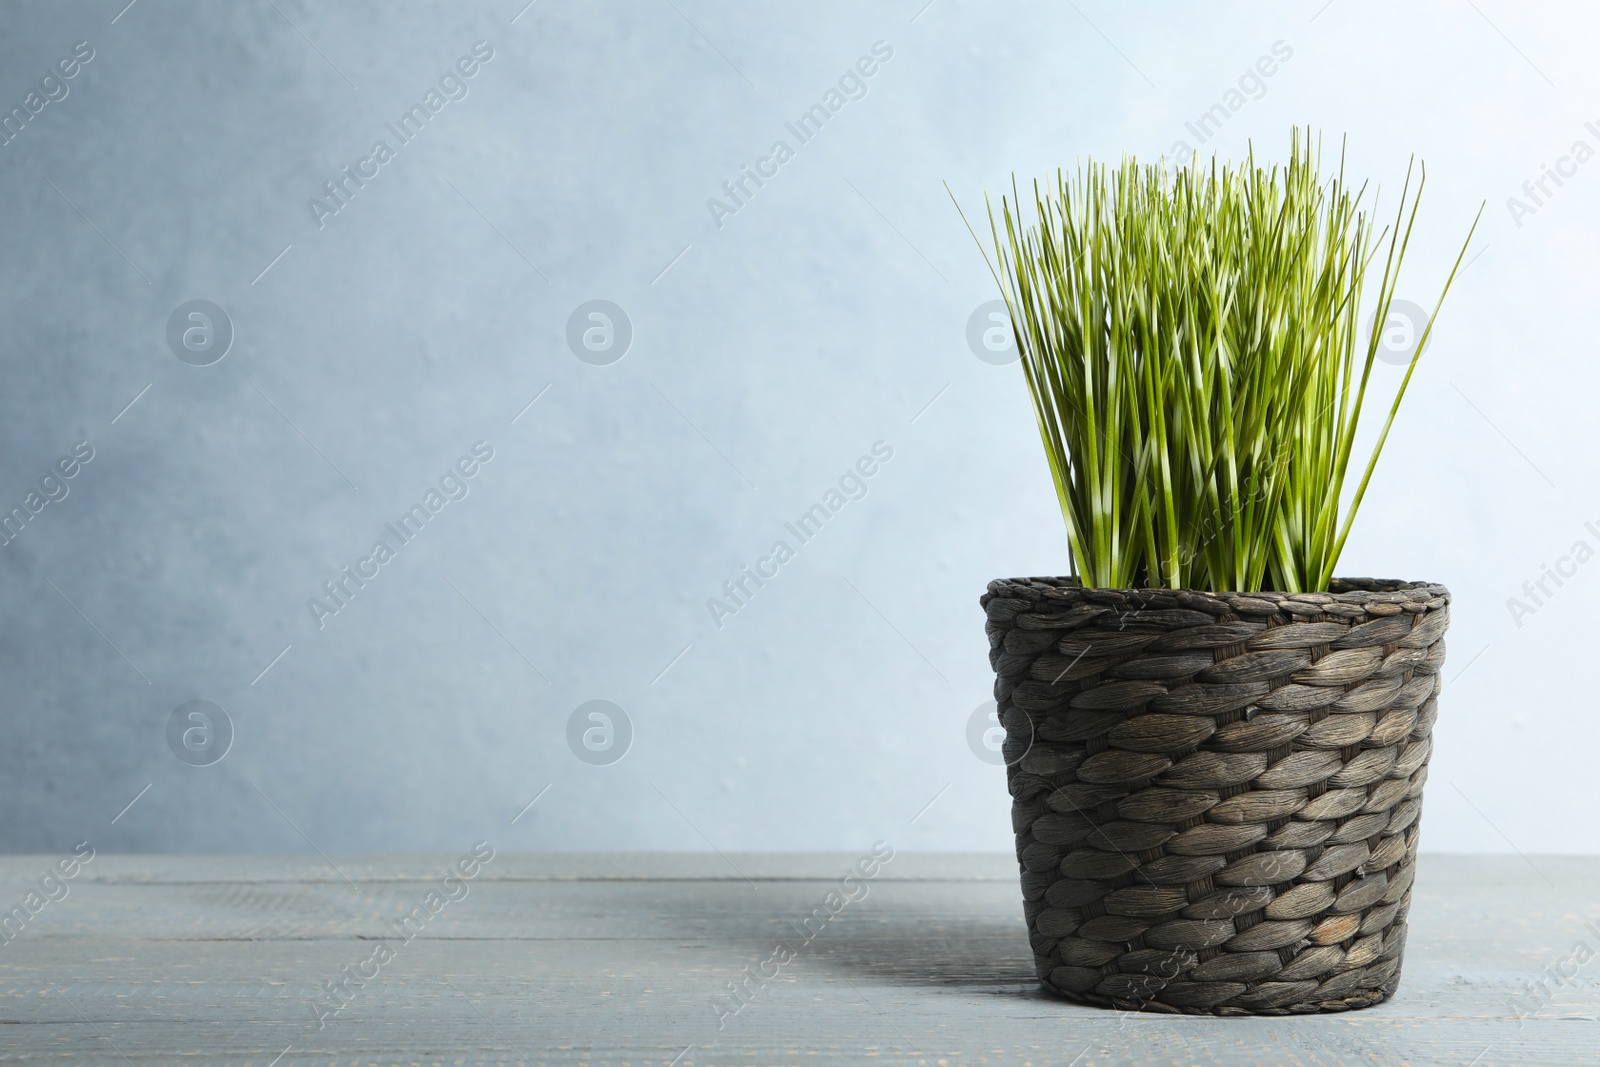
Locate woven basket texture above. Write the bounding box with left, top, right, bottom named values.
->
left=981, top=576, right=1448, bottom=1015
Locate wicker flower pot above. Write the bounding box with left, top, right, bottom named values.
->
left=981, top=576, right=1447, bottom=1015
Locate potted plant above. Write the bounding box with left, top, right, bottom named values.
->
left=965, top=130, right=1479, bottom=1014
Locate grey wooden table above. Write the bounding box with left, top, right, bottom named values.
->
left=0, top=852, right=1593, bottom=1066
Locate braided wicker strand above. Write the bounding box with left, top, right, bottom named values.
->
left=981, top=577, right=1447, bottom=1015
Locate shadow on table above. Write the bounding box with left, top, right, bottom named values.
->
left=777, top=902, right=1045, bottom=991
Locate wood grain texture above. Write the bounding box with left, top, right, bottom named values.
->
left=0, top=852, right=1593, bottom=1065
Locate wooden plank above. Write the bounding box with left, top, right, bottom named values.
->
left=0, top=853, right=1592, bottom=1065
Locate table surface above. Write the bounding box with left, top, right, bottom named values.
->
left=0, top=851, right=1594, bottom=1066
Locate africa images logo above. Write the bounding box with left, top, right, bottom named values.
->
left=306, top=41, right=495, bottom=229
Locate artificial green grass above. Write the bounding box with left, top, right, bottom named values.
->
left=961, top=130, right=1480, bottom=593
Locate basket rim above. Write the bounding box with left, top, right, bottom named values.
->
left=985, top=576, right=1447, bottom=602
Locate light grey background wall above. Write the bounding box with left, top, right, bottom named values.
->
left=0, top=0, right=1593, bottom=856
